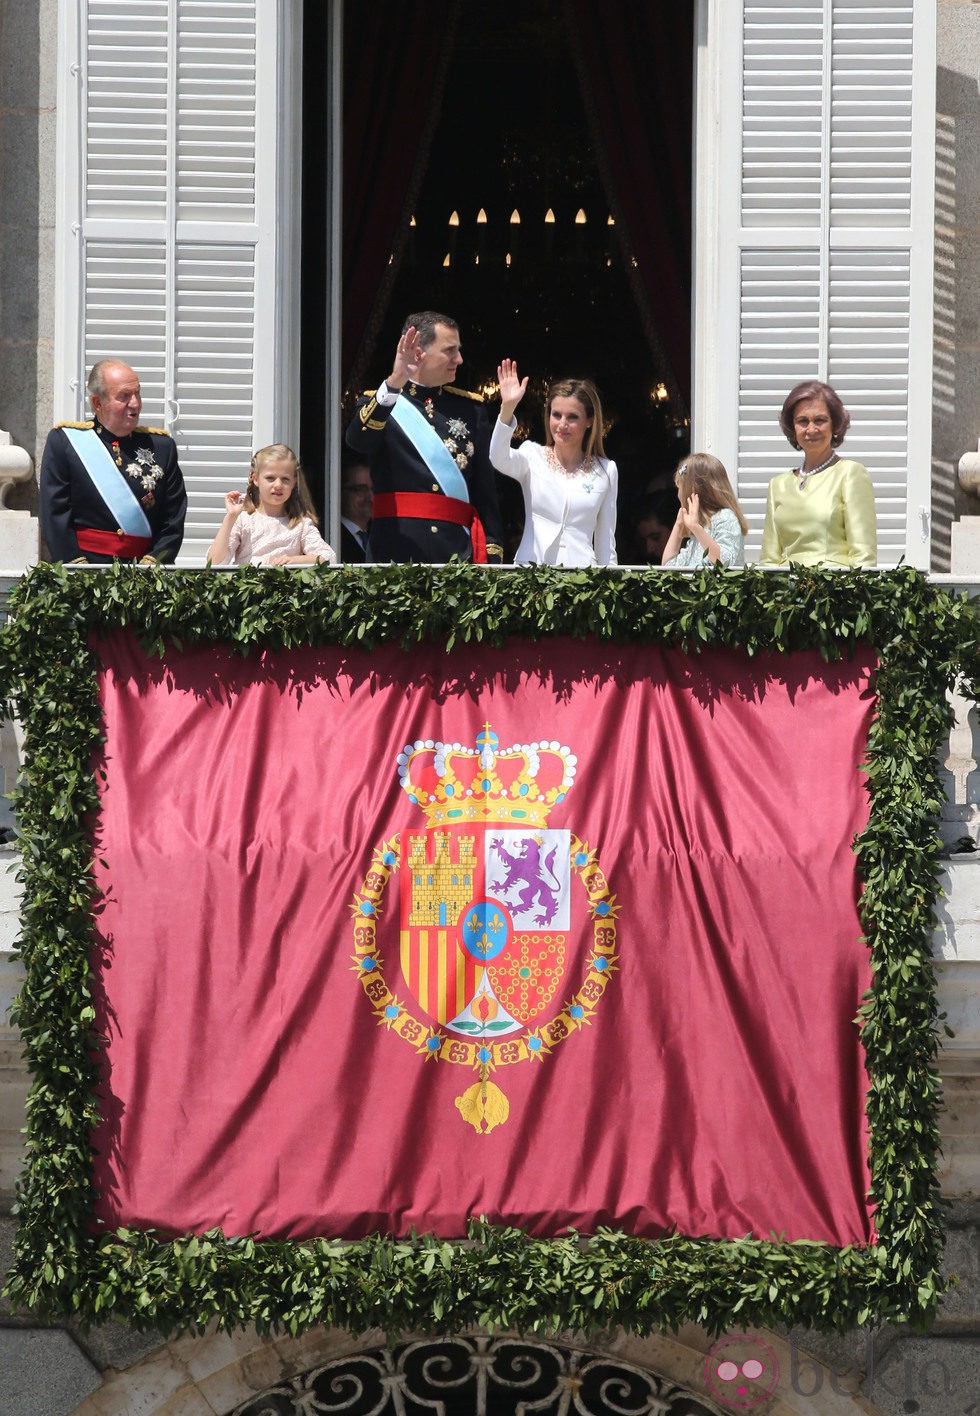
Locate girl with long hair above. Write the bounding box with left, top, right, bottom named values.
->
left=208, top=444, right=336, bottom=566
left=662, top=453, right=748, bottom=568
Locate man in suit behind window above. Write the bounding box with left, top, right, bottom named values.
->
left=339, top=458, right=373, bottom=562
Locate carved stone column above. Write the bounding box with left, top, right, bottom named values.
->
left=951, top=441, right=980, bottom=573
left=0, top=430, right=38, bottom=571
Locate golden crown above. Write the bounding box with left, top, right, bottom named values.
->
left=397, top=722, right=576, bottom=828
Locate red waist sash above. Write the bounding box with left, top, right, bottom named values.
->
left=371, top=492, right=487, bottom=564
left=77, top=528, right=153, bottom=560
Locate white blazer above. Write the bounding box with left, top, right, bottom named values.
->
left=490, top=417, right=618, bottom=567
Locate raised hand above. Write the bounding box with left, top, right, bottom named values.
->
left=389, top=327, right=426, bottom=389
left=497, top=359, right=529, bottom=420
left=206, top=489, right=247, bottom=565
left=681, top=491, right=702, bottom=535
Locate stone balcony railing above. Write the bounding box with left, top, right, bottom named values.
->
left=0, top=571, right=977, bottom=1211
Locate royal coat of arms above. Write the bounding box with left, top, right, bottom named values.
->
left=351, top=725, right=618, bottom=1132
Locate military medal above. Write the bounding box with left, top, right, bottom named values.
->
left=445, top=417, right=475, bottom=470
left=125, top=453, right=165, bottom=504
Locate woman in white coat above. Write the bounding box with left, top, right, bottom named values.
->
left=491, top=360, right=618, bottom=566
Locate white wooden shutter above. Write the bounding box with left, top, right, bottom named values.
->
left=55, top=0, right=299, bottom=564
left=694, top=0, right=935, bottom=567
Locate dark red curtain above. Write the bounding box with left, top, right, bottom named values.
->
left=342, top=3, right=693, bottom=409
left=342, top=2, right=457, bottom=395
left=566, top=2, right=694, bottom=411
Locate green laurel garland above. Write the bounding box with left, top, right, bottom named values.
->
left=0, top=561, right=976, bottom=1338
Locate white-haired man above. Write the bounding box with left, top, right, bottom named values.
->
left=40, top=359, right=187, bottom=563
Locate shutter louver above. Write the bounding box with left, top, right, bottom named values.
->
left=725, top=0, right=929, bottom=566
left=85, top=1, right=169, bottom=224
left=83, top=244, right=168, bottom=400
left=174, top=245, right=256, bottom=543
left=737, top=250, right=821, bottom=540
left=176, top=3, right=257, bottom=223
left=828, top=248, right=912, bottom=548
left=830, top=7, right=913, bottom=225
left=742, top=5, right=823, bottom=227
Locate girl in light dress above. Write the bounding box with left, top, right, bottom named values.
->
left=208, top=444, right=337, bottom=567
left=491, top=359, right=617, bottom=567
left=661, top=453, right=748, bottom=569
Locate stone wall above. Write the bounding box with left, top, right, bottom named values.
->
left=0, top=0, right=56, bottom=515
left=934, top=0, right=980, bottom=570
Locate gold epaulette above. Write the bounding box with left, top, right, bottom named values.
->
left=445, top=386, right=485, bottom=403
left=56, top=420, right=95, bottom=430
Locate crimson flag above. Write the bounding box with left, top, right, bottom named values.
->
left=90, top=632, right=875, bottom=1245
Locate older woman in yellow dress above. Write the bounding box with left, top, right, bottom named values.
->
left=759, top=380, right=876, bottom=567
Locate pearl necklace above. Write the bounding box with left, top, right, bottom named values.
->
left=796, top=452, right=838, bottom=491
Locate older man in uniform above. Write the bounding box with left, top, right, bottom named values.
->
left=345, top=311, right=503, bottom=563
left=40, top=359, right=187, bottom=564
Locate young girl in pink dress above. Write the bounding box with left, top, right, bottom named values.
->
left=208, top=444, right=337, bottom=566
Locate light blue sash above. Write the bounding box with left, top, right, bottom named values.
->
left=390, top=396, right=470, bottom=503
left=62, top=428, right=152, bottom=536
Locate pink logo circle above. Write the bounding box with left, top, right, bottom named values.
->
left=703, top=1336, right=780, bottom=1409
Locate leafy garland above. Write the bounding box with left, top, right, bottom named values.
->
left=0, top=561, right=976, bottom=1339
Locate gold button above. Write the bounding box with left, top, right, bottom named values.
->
left=431, top=484, right=439, bottom=492
left=430, top=525, right=438, bottom=533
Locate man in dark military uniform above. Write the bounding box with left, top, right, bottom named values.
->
left=345, top=312, right=503, bottom=563
left=40, top=359, right=187, bottom=564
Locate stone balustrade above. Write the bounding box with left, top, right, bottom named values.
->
left=0, top=433, right=38, bottom=574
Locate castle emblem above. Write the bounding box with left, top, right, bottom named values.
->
left=351, top=724, right=618, bottom=1132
